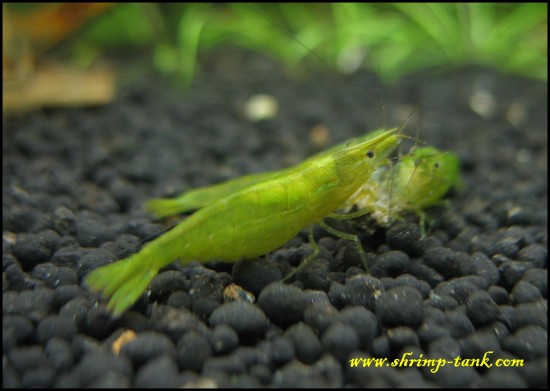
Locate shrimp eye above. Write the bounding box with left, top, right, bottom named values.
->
left=366, top=150, right=375, bottom=159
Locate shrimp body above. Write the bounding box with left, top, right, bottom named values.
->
left=145, top=129, right=393, bottom=217
left=86, top=129, right=400, bottom=315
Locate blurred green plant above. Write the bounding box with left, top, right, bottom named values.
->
left=67, top=3, right=548, bottom=86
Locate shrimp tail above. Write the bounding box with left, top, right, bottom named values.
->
left=85, top=254, right=159, bottom=316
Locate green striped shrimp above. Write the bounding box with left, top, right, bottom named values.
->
left=343, top=146, right=460, bottom=227
left=85, top=129, right=400, bottom=316
left=146, top=130, right=460, bottom=228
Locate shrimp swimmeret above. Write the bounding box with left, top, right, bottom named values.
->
left=85, top=129, right=401, bottom=315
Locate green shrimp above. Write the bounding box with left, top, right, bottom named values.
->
left=145, top=129, right=391, bottom=218
left=86, top=129, right=401, bottom=315
left=344, top=146, right=460, bottom=226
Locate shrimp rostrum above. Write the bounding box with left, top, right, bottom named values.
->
left=86, top=129, right=401, bottom=315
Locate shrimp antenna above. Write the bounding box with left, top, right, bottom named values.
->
left=247, top=4, right=369, bottom=127
left=377, top=56, right=387, bottom=131
left=410, top=111, right=422, bottom=154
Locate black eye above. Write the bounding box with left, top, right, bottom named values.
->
left=434, top=162, right=440, bottom=169
left=366, top=150, right=375, bottom=158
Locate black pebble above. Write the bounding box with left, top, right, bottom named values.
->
left=52, top=246, right=88, bottom=267
left=370, top=250, right=410, bottom=277
left=304, top=301, right=338, bottom=334
left=209, top=301, right=269, bottom=341
left=120, top=331, right=177, bottom=367
left=4, top=287, right=55, bottom=322
left=487, top=285, right=510, bottom=305
left=8, top=345, right=48, bottom=373
left=382, top=274, right=431, bottom=299
left=21, top=366, right=56, bottom=388
left=335, top=306, right=379, bottom=349
left=3, top=315, right=34, bottom=346
left=465, top=290, right=501, bottom=327
left=149, top=270, right=187, bottom=303
left=192, top=298, right=220, bottom=321
left=417, top=323, right=450, bottom=345
left=51, top=205, right=76, bottom=235
left=5, top=263, right=42, bottom=291
left=177, top=330, right=213, bottom=372
left=75, top=217, right=111, bottom=247
left=273, top=360, right=317, bottom=387
left=84, top=306, right=118, bottom=340
left=12, top=233, right=52, bottom=269
left=387, top=326, right=420, bottom=353
left=257, top=282, right=306, bottom=326
left=343, top=274, right=384, bottom=310
left=54, top=284, right=84, bottom=308
left=88, top=370, right=130, bottom=388
left=470, top=252, right=500, bottom=285
left=459, top=331, right=501, bottom=358
left=112, top=234, right=141, bottom=259
left=475, top=367, right=528, bottom=388
left=4, top=207, right=37, bottom=232
left=435, top=364, right=480, bottom=387
left=517, top=243, right=547, bottom=267
left=511, top=280, right=543, bottom=304
left=386, top=223, right=425, bottom=256
left=502, top=325, right=547, bottom=360
left=520, top=268, right=547, bottom=297
left=428, top=335, right=461, bottom=359
left=516, top=357, right=548, bottom=388
left=370, top=335, right=391, bottom=358
left=445, top=310, right=475, bottom=339
left=31, top=263, right=78, bottom=288
left=434, top=276, right=486, bottom=304
left=284, top=323, right=322, bottom=364
left=232, top=258, right=282, bottom=295
left=270, top=335, right=295, bottom=366
left=36, top=315, right=78, bottom=344
left=211, top=324, right=239, bottom=355
left=45, top=338, right=74, bottom=372
left=134, top=355, right=181, bottom=388
left=249, top=363, right=272, bottom=384
left=327, top=281, right=346, bottom=308
left=234, top=345, right=270, bottom=367
left=510, top=301, right=547, bottom=331
left=151, top=306, right=208, bottom=342
left=167, top=290, right=192, bottom=310
left=321, top=322, right=360, bottom=362
left=295, top=258, right=331, bottom=291
left=77, top=248, right=117, bottom=278
left=203, top=354, right=247, bottom=375
left=375, top=285, right=424, bottom=328
left=74, top=350, right=133, bottom=387
left=59, top=297, right=93, bottom=331
left=499, top=260, right=533, bottom=289
left=406, top=261, right=445, bottom=286
left=422, top=247, right=474, bottom=278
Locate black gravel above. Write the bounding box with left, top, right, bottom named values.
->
left=3, top=47, right=547, bottom=387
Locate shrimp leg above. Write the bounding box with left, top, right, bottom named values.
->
left=282, top=225, right=320, bottom=281
left=319, top=220, right=369, bottom=272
